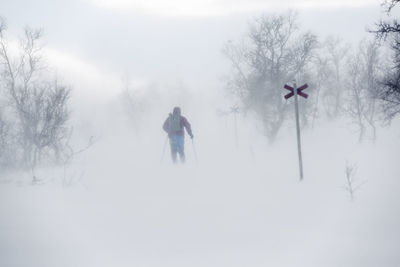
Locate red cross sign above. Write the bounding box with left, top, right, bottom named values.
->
left=284, top=84, right=308, bottom=99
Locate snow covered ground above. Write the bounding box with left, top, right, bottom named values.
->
left=0, top=112, right=399, bottom=267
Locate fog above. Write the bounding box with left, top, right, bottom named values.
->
left=1, top=0, right=400, bottom=267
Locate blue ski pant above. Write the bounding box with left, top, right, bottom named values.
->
left=169, top=135, right=185, bottom=163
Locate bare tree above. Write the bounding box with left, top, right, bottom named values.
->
left=384, top=0, right=400, bottom=12
left=376, top=38, right=400, bottom=121
left=0, top=17, right=71, bottom=171
left=320, top=37, right=350, bottom=118
left=224, top=11, right=317, bottom=142
left=0, top=108, right=14, bottom=170
left=343, top=40, right=382, bottom=142
left=371, top=1, right=400, bottom=38
left=342, top=161, right=366, bottom=201
left=309, top=47, right=332, bottom=127
left=371, top=1, right=400, bottom=121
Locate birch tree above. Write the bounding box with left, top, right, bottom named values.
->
left=224, top=11, right=317, bottom=141
left=0, top=17, right=71, bottom=170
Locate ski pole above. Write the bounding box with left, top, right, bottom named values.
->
left=191, top=138, right=198, bottom=163
left=160, top=135, right=168, bottom=163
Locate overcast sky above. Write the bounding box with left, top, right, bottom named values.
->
left=0, top=0, right=393, bottom=97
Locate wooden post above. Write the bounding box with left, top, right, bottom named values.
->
left=293, top=83, right=304, bottom=181
left=231, top=105, right=239, bottom=148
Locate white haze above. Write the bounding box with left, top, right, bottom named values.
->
left=1, top=0, right=400, bottom=267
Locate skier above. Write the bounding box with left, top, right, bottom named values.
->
left=162, top=107, right=194, bottom=163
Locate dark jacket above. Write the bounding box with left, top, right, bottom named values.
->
left=163, top=114, right=193, bottom=138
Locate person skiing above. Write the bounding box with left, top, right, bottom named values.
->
left=162, top=107, right=193, bottom=163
